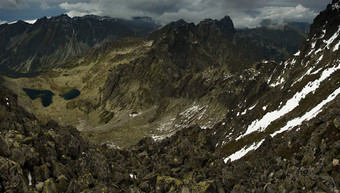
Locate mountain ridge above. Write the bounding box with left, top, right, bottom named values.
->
left=0, top=14, right=159, bottom=77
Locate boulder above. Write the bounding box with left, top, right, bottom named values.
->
left=10, top=148, right=25, bottom=166
left=0, top=136, right=11, bottom=157
left=35, top=182, right=44, bottom=192
left=56, top=175, right=69, bottom=192
left=333, top=116, right=340, bottom=129
left=42, top=178, right=58, bottom=193
left=156, top=176, right=183, bottom=192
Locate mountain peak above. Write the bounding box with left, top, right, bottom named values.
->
left=217, top=15, right=235, bottom=39
left=167, top=19, right=188, bottom=28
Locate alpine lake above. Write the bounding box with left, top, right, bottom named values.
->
left=23, top=88, right=81, bottom=107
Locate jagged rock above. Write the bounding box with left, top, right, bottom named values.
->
left=34, top=164, right=50, bottom=182
left=138, top=181, right=150, bottom=192
left=51, top=160, right=67, bottom=178
left=333, top=116, right=340, bottom=129
left=10, top=148, right=25, bottom=166
left=191, top=180, right=216, bottom=193
left=0, top=136, right=11, bottom=156
left=333, top=159, right=339, bottom=166
left=156, top=176, right=183, bottom=192
left=265, top=183, right=277, bottom=193
left=42, top=178, right=58, bottom=193
left=0, top=157, right=28, bottom=193
left=56, top=175, right=69, bottom=192
left=35, top=182, right=44, bottom=192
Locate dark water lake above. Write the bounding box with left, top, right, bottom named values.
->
left=61, top=89, right=81, bottom=100
left=23, top=88, right=81, bottom=107
left=22, top=88, right=55, bottom=107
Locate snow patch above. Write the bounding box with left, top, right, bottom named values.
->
left=316, top=55, right=324, bottom=63
left=151, top=132, right=174, bottom=141
left=156, top=118, right=175, bottom=132
left=248, top=104, right=257, bottom=111
left=324, top=25, right=340, bottom=49
left=321, top=29, right=326, bottom=39
left=238, top=62, right=340, bottom=139
left=179, top=104, right=205, bottom=120
left=272, top=86, right=340, bottom=137
left=311, top=41, right=316, bottom=49
left=332, top=2, right=340, bottom=10
left=333, top=41, right=340, bottom=51
left=129, top=112, right=138, bottom=117
left=28, top=172, right=32, bottom=186
left=270, top=77, right=285, bottom=87
left=129, top=174, right=137, bottom=179
left=224, top=139, right=265, bottom=163
left=294, top=51, right=300, bottom=56
left=25, top=19, right=37, bottom=24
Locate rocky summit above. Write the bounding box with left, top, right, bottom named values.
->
left=0, top=0, right=340, bottom=192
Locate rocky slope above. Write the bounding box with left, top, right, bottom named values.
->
left=1, top=80, right=339, bottom=192
left=0, top=14, right=158, bottom=76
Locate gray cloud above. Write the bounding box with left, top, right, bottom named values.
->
left=2, top=0, right=328, bottom=28
left=0, top=0, right=26, bottom=9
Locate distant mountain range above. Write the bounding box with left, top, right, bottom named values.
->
left=0, top=14, right=159, bottom=77
left=0, top=14, right=310, bottom=77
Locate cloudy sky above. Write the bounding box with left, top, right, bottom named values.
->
left=0, top=0, right=330, bottom=28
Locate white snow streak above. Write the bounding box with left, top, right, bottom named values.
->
left=28, top=172, right=32, bottom=186
left=294, top=51, right=300, bottom=56
left=129, top=174, right=137, bottom=179
left=248, top=104, right=256, bottom=111
left=272, top=86, right=340, bottom=137
left=224, top=139, right=265, bottom=163
left=270, top=77, right=285, bottom=87
left=237, top=63, right=340, bottom=139
left=333, top=41, right=340, bottom=51
left=324, top=26, right=340, bottom=49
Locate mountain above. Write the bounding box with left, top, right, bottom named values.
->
left=2, top=15, right=308, bottom=147
left=1, top=0, right=340, bottom=192
left=236, top=22, right=309, bottom=61
left=0, top=14, right=159, bottom=77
